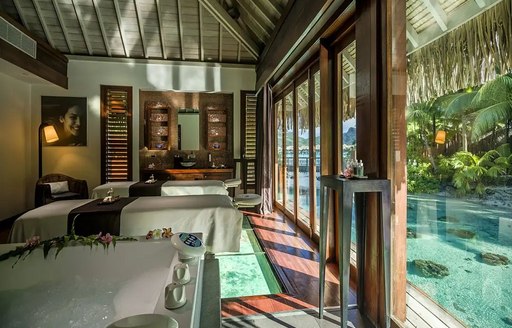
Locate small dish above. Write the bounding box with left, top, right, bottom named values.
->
left=180, top=161, right=196, bottom=168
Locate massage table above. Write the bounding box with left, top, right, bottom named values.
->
left=9, top=195, right=242, bottom=253
left=91, top=180, right=228, bottom=198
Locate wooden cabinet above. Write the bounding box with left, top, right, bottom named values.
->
left=141, top=168, right=233, bottom=181
left=145, top=102, right=170, bottom=150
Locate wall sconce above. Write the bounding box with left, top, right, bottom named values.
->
left=435, top=130, right=446, bottom=144
left=39, top=122, right=59, bottom=178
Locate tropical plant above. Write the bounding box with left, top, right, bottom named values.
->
left=407, top=161, right=440, bottom=194
left=444, top=146, right=510, bottom=196
left=470, top=73, right=512, bottom=142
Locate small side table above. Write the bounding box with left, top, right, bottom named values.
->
left=318, top=175, right=391, bottom=328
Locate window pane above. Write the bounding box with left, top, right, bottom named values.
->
left=296, top=80, right=310, bottom=224
left=339, top=42, right=357, bottom=172
left=275, top=100, right=283, bottom=205
left=284, top=92, right=295, bottom=214
left=314, top=71, right=321, bottom=234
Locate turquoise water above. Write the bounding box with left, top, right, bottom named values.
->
left=407, top=194, right=512, bottom=327
left=217, top=218, right=282, bottom=298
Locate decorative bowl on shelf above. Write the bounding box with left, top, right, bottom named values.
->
left=180, top=161, right=196, bottom=168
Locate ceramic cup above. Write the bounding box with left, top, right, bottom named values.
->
left=172, top=263, right=190, bottom=285
left=165, top=282, right=187, bottom=309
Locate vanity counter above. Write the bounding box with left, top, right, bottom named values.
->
left=141, top=168, right=234, bottom=181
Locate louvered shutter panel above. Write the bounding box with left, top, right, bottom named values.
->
left=101, top=86, right=132, bottom=184
left=241, top=91, right=257, bottom=191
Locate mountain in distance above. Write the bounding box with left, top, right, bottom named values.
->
left=343, top=127, right=356, bottom=145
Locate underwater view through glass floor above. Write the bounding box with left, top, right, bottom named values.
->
left=407, top=194, right=512, bottom=327
left=217, top=217, right=282, bottom=299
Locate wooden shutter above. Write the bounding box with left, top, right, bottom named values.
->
left=101, top=85, right=132, bottom=184
left=241, top=91, right=257, bottom=191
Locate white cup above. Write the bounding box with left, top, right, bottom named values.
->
left=165, top=282, right=186, bottom=309
left=172, top=263, right=190, bottom=284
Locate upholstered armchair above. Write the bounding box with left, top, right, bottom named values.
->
left=35, top=173, right=89, bottom=207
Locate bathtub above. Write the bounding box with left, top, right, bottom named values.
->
left=0, top=239, right=208, bottom=328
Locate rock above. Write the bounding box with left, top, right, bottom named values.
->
left=481, top=252, right=510, bottom=266
left=407, top=228, right=417, bottom=238
left=413, top=259, right=449, bottom=278
left=502, top=317, right=512, bottom=326
left=437, top=215, right=459, bottom=223
left=453, top=302, right=466, bottom=313
left=447, top=228, right=476, bottom=239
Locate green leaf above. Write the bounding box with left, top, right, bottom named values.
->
left=43, top=242, right=52, bottom=259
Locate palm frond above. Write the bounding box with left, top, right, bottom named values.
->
left=435, top=92, right=477, bottom=117
left=471, top=101, right=512, bottom=139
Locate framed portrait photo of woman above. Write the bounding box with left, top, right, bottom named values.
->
left=41, top=96, right=87, bottom=146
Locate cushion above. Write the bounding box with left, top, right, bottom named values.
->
left=50, top=191, right=81, bottom=200
left=46, top=181, right=70, bottom=194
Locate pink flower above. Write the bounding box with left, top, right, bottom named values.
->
left=98, top=232, right=113, bottom=245
left=25, top=236, right=40, bottom=248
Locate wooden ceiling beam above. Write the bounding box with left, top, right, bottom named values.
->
left=51, top=0, right=73, bottom=53
left=155, top=0, right=167, bottom=59
left=11, top=0, right=28, bottom=29
left=91, top=0, right=111, bottom=56
left=421, top=0, right=448, bottom=31
left=235, top=0, right=271, bottom=42
left=406, top=20, right=419, bottom=48
left=259, top=0, right=281, bottom=19
left=238, top=0, right=274, bottom=30
left=71, top=0, right=92, bottom=55
left=199, top=3, right=204, bottom=61
left=199, top=0, right=259, bottom=59
left=112, top=0, right=129, bottom=56
left=408, top=0, right=500, bottom=55
left=176, top=0, right=184, bottom=60
left=32, top=0, right=55, bottom=48
left=474, top=0, right=486, bottom=8
left=219, top=25, right=223, bottom=62
left=133, top=0, right=148, bottom=58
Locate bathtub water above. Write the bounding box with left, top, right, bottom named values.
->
left=0, top=239, right=203, bottom=328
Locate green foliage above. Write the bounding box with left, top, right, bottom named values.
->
left=407, top=162, right=440, bottom=194
left=442, top=146, right=511, bottom=196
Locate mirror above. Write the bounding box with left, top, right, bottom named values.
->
left=178, top=113, right=200, bottom=150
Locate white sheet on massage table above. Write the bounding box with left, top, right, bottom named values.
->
left=9, top=195, right=242, bottom=253
left=91, top=180, right=228, bottom=198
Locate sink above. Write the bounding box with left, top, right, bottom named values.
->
left=180, top=161, right=196, bottom=168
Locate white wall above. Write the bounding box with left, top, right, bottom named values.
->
left=31, top=57, right=256, bottom=196
left=0, top=72, right=32, bottom=220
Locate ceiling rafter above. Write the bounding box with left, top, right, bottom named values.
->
left=422, top=0, right=448, bottom=31
left=91, top=0, right=111, bottom=56
left=51, top=0, right=73, bottom=53
left=241, top=0, right=274, bottom=30
left=199, top=0, right=259, bottom=59
left=198, top=3, right=204, bottom=61
left=474, top=0, right=486, bottom=8
left=176, top=0, right=184, bottom=60
left=237, top=42, right=241, bottom=62
left=71, top=0, right=92, bottom=55
left=112, top=0, right=129, bottom=56
left=406, top=20, right=420, bottom=48
left=259, top=0, right=280, bottom=19
left=235, top=0, right=271, bottom=43
left=133, top=0, right=147, bottom=58
left=219, top=24, right=223, bottom=62
left=32, top=0, right=55, bottom=48
left=408, top=0, right=500, bottom=55
left=11, top=0, right=28, bottom=29
left=155, top=0, right=167, bottom=59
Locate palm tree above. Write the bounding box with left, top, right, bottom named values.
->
left=406, top=100, right=440, bottom=171
left=470, top=73, right=512, bottom=143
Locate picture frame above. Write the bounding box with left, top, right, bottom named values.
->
left=41, top=96, right=87, bottom=146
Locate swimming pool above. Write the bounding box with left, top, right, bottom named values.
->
left=407, top=194, right=512, bottom=327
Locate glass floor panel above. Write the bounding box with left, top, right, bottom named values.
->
left=217, top=216, right=283, bottom=298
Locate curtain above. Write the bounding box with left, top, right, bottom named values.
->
left=256, top=84, right=273, bottom=214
